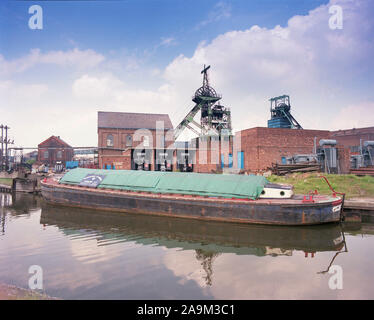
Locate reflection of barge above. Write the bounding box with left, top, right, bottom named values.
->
left=41, top=168, right=344, bottom=226
left=40, top=203, right=345, bottom=255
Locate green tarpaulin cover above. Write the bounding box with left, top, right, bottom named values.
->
left=59, top=168, right=268, bottom=200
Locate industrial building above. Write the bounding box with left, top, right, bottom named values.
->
left=96, top=66, right=372, bottom=175
left=37, top=135, right=74, bottom=167
left=98, top=111, right=174, bottom=171
left=331, top=127, right=374, bottom=170
left=331, top=127, right=374, bottom=152
left=239, top=127, right=328, bottom=172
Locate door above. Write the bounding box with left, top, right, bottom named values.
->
left=237, top=151, right=244, bottom=169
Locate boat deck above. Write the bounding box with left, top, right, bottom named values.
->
left=43, top=178, right=341, bottom=206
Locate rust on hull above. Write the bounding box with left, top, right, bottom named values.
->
left=41, top=181, right=343, bottom=226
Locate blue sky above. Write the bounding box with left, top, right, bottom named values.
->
left=1, top=0, right=330, bottom=87
left=2, top=1, right=327, bottom=59
left=1, top=0, right=374, bottom=146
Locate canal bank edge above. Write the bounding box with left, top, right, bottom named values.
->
left=0, top=283, right=60, bottom=300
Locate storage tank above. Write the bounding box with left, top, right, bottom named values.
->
left=319, top=139, right=337, bottom=147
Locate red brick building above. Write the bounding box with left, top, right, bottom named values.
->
left=331, top=126, right=374, bottom=151
left=192, top=135, right=234, bottom=173
left=235, top=127, right=330, bottom=172
left=232, top=127, right=352, bottom=174
left=98, top=111, right=174, bottom=170
left=96, top=110, right=369, bottom=174
left=38, top=136, right=74, bottom=166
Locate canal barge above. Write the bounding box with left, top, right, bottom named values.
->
left=41, top=168, right=344, bottom=226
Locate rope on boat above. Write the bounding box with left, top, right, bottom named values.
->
left=321, top=176, right=346, bottom=222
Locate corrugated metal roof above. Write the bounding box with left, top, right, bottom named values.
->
left=98, top=111, right=173, bottom=130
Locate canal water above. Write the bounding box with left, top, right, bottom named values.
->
left=0, top=192, right=373, bottom=299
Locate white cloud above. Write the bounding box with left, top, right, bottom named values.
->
left=0, top=48, right=105, bottom=76
left=1, top=79, right=47, bottom=96
left=196, top=1, right=232, bottom=29
left=331, top=102, right=374, bottom=130
left=72, top=74, right=176, bottom=113
left=3, top=0, right=374, bottom=147
left=159, top=37, right=176, bottom=47
left=163, top=0, right=374, bottom=132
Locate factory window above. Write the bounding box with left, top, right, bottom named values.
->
left=107, top=134, right=114, bottom=147
left=350, top=146, right=360, bottom=153
left=43, top=151, right=49, bottom=159
left=125, top=135, right=132, bottom=147
left=57, top=151, right=62, bottom=159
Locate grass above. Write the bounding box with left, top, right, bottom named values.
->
left=267, top=173, right=374, bottom=199
left=0, top=178, right=12, bottom=186
left=0, top=283, right=59, bottom=300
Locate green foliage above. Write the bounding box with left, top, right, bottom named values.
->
left=26, top=159, right=36, bottom=165
left=0, top=178, right=13, bottom=186
left=267, top=173, right=374, bottom=199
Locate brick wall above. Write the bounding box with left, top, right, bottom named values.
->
left=337, top=146, right=351, bottom=174
left=37, top=137, right=74, bottom=166
left=238, top=127, right=331, bottom=173
left=98, top=128, right=173, bottom=170
left=331, top=127, right=374, bottom=148
left=38, top=147, right=74, bottom=166
left=97, top=125, right=358, bottom=174
left=193, top=136, right=234, bottom=173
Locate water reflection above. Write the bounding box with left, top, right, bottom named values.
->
left=41, top=203, right=346, bottom=251
left=39, top=202, right=347, bottom=285
left=3, top=192, right=372, bottom=299
left=1, top=192, right=40, bottom=214
left=0, top=192, right=41, bottom=236
left=0, top=193, right=13, bottom=207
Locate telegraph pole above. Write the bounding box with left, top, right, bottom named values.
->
left=4, top=126, right=9, bottom=171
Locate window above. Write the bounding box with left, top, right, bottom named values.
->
left=57, top=151, right=62, bottom=159
left=43, top=151, right=49, bottom=159
left=107, top=134, right=114, bottom=147
left=350, top=146, right=360, bottom=153
left=125, top=135, right=132, bottom=147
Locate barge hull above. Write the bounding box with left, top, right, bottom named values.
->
left=41, top=183, right=342, bottom=226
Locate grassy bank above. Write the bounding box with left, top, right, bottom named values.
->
left=267, top=173, right=374, bottom=199
left=0, top=178, right=12, bottom=186
left=0, top=283, right=59, bottom=300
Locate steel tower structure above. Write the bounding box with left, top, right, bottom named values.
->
left=267, top=95, right=302, bottom=129
left=173, top=65, right=232, bottom=140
